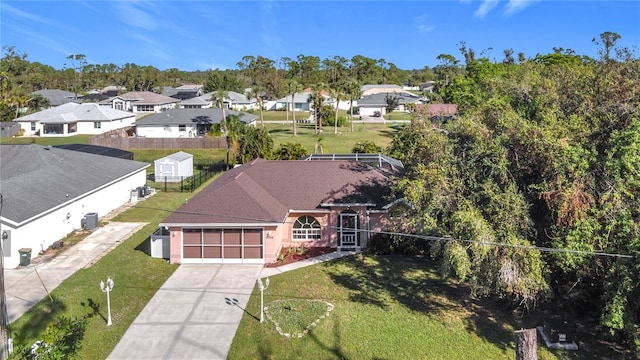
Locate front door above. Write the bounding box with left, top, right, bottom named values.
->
left=339, top=211, right=359, bottom=249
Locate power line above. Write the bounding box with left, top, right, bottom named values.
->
left=359, top=229, right=635, bottom=259
left=131, top=203, right=636, bottom=259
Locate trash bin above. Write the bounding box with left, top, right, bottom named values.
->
left=19, top=248, right=32, bottom=266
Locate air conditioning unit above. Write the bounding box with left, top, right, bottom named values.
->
left=82, top=212, right=99, bottom=230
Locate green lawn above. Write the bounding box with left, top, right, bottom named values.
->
left=266, top=122, right=404, bottom=154
left=229, top=255, right=618, bottom=360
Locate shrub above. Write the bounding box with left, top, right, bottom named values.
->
left=366, top=233, right=430, bottom=256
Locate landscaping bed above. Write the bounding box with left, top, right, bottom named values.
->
left=265, top=247, right=336, bottom=268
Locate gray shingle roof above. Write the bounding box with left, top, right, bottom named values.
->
left=161, top=158, right=397, bottom=225
left=14, top=103, right=135, bottom=123
left=31, top=89, right=79, bottom=106
left=112, top=91, right=180, bottom=105
left=135, top=108, right=257, bottom=126
left=180, top=92, right=213, bottom=106
left=357, top=92, right=420, bottom=106
left=0, top=144, right=149, bottom=225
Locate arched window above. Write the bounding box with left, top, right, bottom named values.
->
left=292, top=216, right=321, bottom=241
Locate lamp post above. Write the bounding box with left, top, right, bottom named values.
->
left=100, top=277, right=114, bottom=326
left=256, top=277, right=270, bottom=323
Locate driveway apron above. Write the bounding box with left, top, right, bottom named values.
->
left=107, top=264, right=262, bottom=360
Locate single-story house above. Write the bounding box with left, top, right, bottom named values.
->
left=416, top=103, right=459, bottom=121
left=0, top=144, right=149, bottom=268
left=100, top=91, right=180, bottom=114
left=180, top=92, right=214, bottom=109
left=161, top=85, right=204, bottom=100
left=31, top=89, right=79, bottom=107
left=267, top=91, right=315, bottom=112
left=361, top=84, right=414, bottom=97
left=135, top=108, right=257, bottom=138
left=154, top=151, right=194, bottom=182
left=159, top=156, right=402, bottom=264
left=357, top=92, right=422, bottom=116
left=179, top=91, right=258, bottom=111
left=13, top=102, right=136, bottom=137
left=226, top=91, right=259, bottom=111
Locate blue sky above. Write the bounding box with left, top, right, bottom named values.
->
left=2, top=1, right=639, bottom=71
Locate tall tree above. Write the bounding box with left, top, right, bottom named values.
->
left=246, top=85, right=265, bottom=127
left=307, top=82, right=326, bottom=134
left=285, top=79, right=304, bottom=136
left=344, top=80, right=362, bottom=132
left=328, top=84, right=344, bottom=134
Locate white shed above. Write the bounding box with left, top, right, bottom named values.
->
left=154, top=151, right=194, bottom=182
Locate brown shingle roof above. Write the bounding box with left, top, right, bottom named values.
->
left=162, top=158, right=396, bottom=225
left=117, top=91, right=180, bottom=105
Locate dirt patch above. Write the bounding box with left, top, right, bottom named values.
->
left=265, top=247, right=336, bottom=268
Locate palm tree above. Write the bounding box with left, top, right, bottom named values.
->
left=246, top=86, right=265, bottom=127
left=222, top=114, right=244, bottom=168
left=285, top=79, right=304, bottom=136
left=344, top=80, right=362, bottom=132
left=211, top=90, right=229, bottom=125
left=328, top=85, right=344, bottom=134
left=307, top=82, right=326, bottom=134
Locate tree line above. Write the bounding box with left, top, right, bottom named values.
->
left=384, top=31, right=639, bottom=354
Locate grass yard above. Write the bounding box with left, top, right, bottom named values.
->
left=266, top=122, right=404, bottom=154
left=7, top=176, right=220, bottom=359
left=229, top=255, right=625, bottom=360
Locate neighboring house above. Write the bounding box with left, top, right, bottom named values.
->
left=154, top=151, right=194, bottom=182
left=361, top=84, right=414, bottom=97
left=179, top=91, right=257, bottom=111
left=100, top=91, right=180, bottom=114
left=161, top=85, right=204, bottom=100
left=416, top=103, right=459, bottom=121
left=357, top=92, right=422, bottom=116
left=268, top=91, right=333, bottom=112
left=180, top=92, right=214, bottom=109
left=159, top=156, right=402, bottom=264
left=420, top=81, right=436, bottom=93
left=0, top=144, right=149, bottom=268
left=13, top=102, right=136, bottom=137
left=31, top=89, right=79, bottom=107
left=135, top=108, right=257, bottom=138
left=226, top=91, right=258, bottom=111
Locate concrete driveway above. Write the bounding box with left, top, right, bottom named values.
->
left=107, top=264, right=262, bottom=360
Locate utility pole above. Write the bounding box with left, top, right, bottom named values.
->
left=1, top=194, right=10, bottom=360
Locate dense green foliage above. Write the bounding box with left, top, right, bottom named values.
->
left=387, top=33, right=640, bottom=352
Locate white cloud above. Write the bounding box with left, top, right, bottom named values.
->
left=112, top=1, right=158, bottom=31
left=504, top=0, right=539, bottom=16
left=474, top=0, right=501, bottom=18
left=414, top=14, right=435, bottom=33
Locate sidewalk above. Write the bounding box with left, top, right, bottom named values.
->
left=260, top=250, right=356, bottom=278
left=4, top=221, right=146, bottom=323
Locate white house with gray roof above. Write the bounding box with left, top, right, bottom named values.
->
left=14, top=102, right=136, bottom=137
left=135, top=108, right=257, bottom=138
left=31, top=89, right=79, bottom=107
left=180, top=91, right=258, bottom=111
left=0, top=144, right=149, bottom=268
left=99, top=91, right=180, bottom=115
